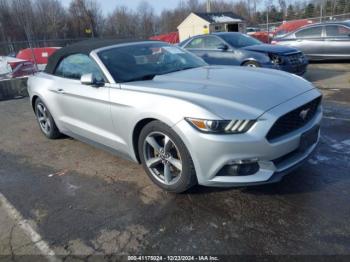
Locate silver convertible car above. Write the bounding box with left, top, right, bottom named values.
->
left=28, top=40, right=322, bottom=193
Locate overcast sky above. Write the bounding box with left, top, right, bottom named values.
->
left=61, top=0, right=206, bottom=14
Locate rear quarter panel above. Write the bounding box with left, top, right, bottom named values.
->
left=28, top=72, right=66, bottom=132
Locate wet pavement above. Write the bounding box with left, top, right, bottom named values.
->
left=0, top=63, right=349, bottom=259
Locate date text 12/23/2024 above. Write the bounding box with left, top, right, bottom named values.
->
left=128, top=256, right=220, bottom=261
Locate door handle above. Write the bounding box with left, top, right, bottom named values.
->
left=57, top=88, right=65, bottom=94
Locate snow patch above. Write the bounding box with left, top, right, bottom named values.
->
left=308, top=154, right=330, bottom=165
left=341, top=139, right=350, bottom=146
left=211, top=15, right=242, bottom=23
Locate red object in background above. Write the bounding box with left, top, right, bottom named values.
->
left=275, top=19, right=314, bottom=37
left=251, top=32, right=271, bottom=43
left=16, top=47, right=59, bottom=65
left=10, top=61, right=37, bottom=78
left=150, top=32, right=180, bottom=44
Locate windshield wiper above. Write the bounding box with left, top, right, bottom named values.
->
left=127, top=74, right=157, bottom=82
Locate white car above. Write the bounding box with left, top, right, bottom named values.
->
left=28, top=40, right=322, bottom=193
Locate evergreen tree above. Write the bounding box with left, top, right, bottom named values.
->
left=304, top=3, right=315, bottom=18
left=286, top=4, right=296, bottom=20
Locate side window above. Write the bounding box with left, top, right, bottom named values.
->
left=326, top=25, right=350, bottom=37
left=185, top=38, right=205, bottom=49
left=295, top=26, right=322, bottom=38
left=54, top=54, right=104, bottom=81
left=203, top=37, right=224, bottom=49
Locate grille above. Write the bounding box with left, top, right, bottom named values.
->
left=287, top=52, right=305, bottom=65
left=266, top=96, right=322, bottom=141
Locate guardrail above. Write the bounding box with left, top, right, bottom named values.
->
left=0, top=77, right=28, bottom=101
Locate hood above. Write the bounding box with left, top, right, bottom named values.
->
left=123, top=66, right=315, bottom=119
left=241, top=44, right=300, bottom=55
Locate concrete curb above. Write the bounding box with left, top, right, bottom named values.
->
left=0, top=78, right=28, bottom=101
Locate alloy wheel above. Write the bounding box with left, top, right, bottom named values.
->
left=143, top=131, right=182, bottom=185
left=246, top=63, right=257, bottom=67
left=36, top=102, right=51, bottom=135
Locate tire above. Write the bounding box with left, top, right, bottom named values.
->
left=138, top=120, right=197, bottom=193
left=243, top=61, right=260, bottom=67
left=34, top=98, right=62, bottom=139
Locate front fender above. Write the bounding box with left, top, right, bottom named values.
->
left=240, top=50, right=271, bottom=65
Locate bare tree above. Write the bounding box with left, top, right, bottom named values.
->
left=104, top=6, right=138, bottom=38
left=35, top=0, right=67, bottom=39
left=68, top=0, right=103, bottom=37
left=278, top=0, right=287, bottom=19
left=0, top=0, right=14, bottom=41
left=11, top=0, right=35, bottom=42
left=136, top=1, right=157, bottom=38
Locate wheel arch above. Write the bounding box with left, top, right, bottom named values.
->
left=31, top=95, right=39, bottom=112
left=240, top=58, right=260, bottom=66
left=132, top=118, right=158, bottom=163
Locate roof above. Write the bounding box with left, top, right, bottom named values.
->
left=193, top=12, right=243, bottom=23
left=150, top=32, right=180, bottom=44
left=299, top=20, right=350, bottom=29
left=287, top=20, right=350, bottom=35
left=275, top=19, right=314, bottom=34
left=45, top=38, right=146, bottom=74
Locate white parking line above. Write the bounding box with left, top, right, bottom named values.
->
left=0, top=192, right=60, bottom=262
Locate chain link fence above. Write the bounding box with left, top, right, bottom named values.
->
left=0, top=38, right=91, bottom=56
left=258, top=12, right=350, bottom=32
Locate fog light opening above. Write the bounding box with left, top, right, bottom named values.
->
left=218, top=159, right=260, bottom=177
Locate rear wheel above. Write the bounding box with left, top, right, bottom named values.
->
left=243, top=61, right=260, bottom=67
left=138, top=121, right=197, bottom=193
left=34, top=98, right=61, bottom=139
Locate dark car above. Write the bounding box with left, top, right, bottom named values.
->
left=272, top=21, right=350, bottom=61
left=179, top=32, right=308, bottom=75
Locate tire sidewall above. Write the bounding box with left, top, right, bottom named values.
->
left=138, top=121, right=197, bottom=193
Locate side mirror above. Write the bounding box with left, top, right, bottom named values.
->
left=217, top=44, right=229, bottom=51
left=80, top=73, right=104, bottom=87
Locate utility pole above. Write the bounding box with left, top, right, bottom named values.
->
left=206, top=0, right=211, bottom=13
left=266, top=5, right=269, bottom=43
left=266, top=0, right=272, bottom=43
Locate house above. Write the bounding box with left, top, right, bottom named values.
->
left=177, top=12, right=246, bottom=42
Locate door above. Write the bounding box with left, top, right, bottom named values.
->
left=323, top=25, right=350, bottom=59
left=293, top=26, right=324, bottom=59
left=51, top=53, right=118, bottom=148
left=184, top=36, right=239, bottom=65
left=227, top=24, right=238, bottom=32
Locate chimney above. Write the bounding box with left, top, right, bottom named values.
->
left=206, top=0, right=211, bottom=13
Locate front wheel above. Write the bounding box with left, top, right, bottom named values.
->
left=138, top=121, right=197, bottom=193
left=243, top=61, right=260, bottom=67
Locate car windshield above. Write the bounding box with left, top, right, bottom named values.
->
left=98, top=42, right=207, bottom=83
left=220, top=33, right=262, bottom=48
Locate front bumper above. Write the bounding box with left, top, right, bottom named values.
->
left=173, top=89, right=322, bottom=187
left=280, top=63, right=308, bottom=76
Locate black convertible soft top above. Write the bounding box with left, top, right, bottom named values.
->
left=45, top=39, right=148, bottom=74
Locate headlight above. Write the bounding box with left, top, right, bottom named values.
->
left=269, top=54, right=283, bottom=65
left=185, top=118, right=255, bottom=134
